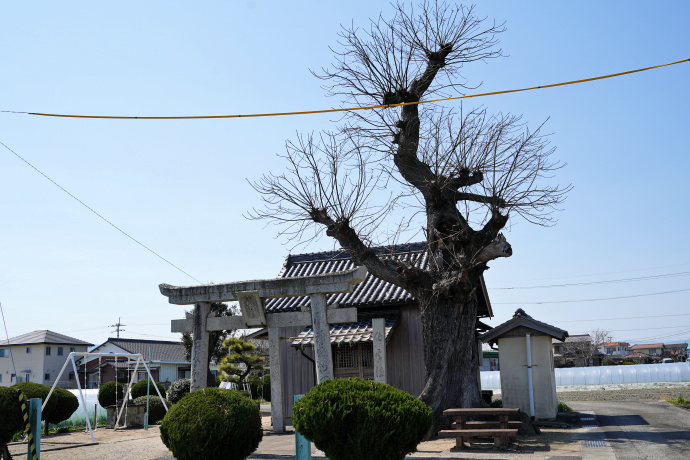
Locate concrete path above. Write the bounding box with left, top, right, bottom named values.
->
left=569, top=400, right=690, bottom=460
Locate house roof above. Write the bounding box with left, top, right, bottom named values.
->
left=630, top=343, right=664, bottom=350
left=0, top=330, right=93, bottom=347
left=91, top=338, right=187, bottom=363
left=265, top=242, right=492, bottom=317
left=480, top=309, right=568, bottom=345
left=603, top=342, right=630, bottom=347
left=664, top=343, right=688, bottom=350
left=553, top=334, right=591, bottom=344
left=291, top=317, right=396, bottom=347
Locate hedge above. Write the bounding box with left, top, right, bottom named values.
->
left=160, top=388, right=262, bottom=460
left=98, top=381, right=124, bottom=407
left=132, top=395, right=171, bottom=423
left=292, top=378, right=432, bottom=460
left=0, top=387, right=24, bottom=445
left=131, top=379, right=166, bottom=400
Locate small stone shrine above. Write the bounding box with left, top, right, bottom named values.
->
left=480, top=309, right=567, bottom=420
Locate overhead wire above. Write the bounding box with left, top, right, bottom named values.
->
left=493, top=270, right=690, bottom=290
left=492, top=287, right=690, bottom=305
left=0, top=302, right=18, bottom=378
left=0, top=58, right=687, bottom=120
left=0, top=140, right=202, bottom=284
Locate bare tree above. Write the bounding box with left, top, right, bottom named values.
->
left=250, top=1, right=570, bottom=432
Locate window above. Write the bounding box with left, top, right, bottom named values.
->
left=333, top=343, right=375, bottom=380
left=70, top=347, right=76, bottom=353
left=25, top=373, right=30, bottom=383
left=57, top=347, right=64, bottom=356
left=45, top=346, right=51, bottom=356
left=26, top=347, right=32, bottom=354
left=45, top=373, right=50, bottom=381
left=0, top=374, right=2, bottom=383
left=0, top=348, right=7, bottom=357
left=178, top=368, right=191, bottom=380
left=11, top=374, right=16, bottom=383
left=68, top=372, right=75, bottom=380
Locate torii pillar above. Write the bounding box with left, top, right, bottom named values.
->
left=160, top=266, right=367, bottom=432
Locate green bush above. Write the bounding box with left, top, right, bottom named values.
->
left=132, top=396, right=171, bottom=423
left=0, top=387, right=24, bottom=445
left=12, top=382, right=58, bottom=422
left=160, top=388, right=262, bottom=460
left=557, top=401, right=573, bottom=412
left=292, top=378, right=432, bottom=460
left=131, top=379, right=166, bottom=400
left=45, top=387, right=79, bottom=426
left=98, top=381, right=124, bottom=407
left=489, top=398, right=503, bottom=408
left=166, top=378, right=191, bottom=404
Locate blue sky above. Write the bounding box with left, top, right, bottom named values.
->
left=1, top=1, right=688, bottom=347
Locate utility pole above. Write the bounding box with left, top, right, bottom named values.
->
left=109, top=317, right=126, bottom=338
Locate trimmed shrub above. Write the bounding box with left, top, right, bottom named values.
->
left=131, top=379, right=166, bottom=400
left=166, top=378, right=191, bottom=404
left=557, top=401, right=573, bottom=412
left=490, top=398, right=503, bottom=408
left=132, top=396, right=171, bottom=423
left=292, top=378, right=432, bottom=460
left=0, top=387, right=24, bottom=445
left=45, top=387, right=79, bottom=425
left=12, top=382, right=58, bottom=422
left=262, top=374, right=271, bottom=402
left=98, top=381, right=124, bottom=407
left=160, top=388, right=262, bottom=460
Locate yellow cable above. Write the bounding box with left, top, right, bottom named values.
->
left=21, top=58, right=690, bottom=120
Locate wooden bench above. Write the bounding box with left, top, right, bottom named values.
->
left=440, top=408, right=520, bottom=449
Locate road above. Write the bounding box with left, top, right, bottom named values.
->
left=569, top=400, right=690, bottom=460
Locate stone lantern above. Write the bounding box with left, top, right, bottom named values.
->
left=480, top=309, right=568, bottom=420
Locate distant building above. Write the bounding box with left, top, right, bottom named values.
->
left=0, top=330, right=93, bottom=388
left=79, top=338, right=197, bottom=390
left=602, top=342, right=630, bottom=357
left=629, top=343, right=664, bottom=356
left=663, top=343, right=688, bottom=362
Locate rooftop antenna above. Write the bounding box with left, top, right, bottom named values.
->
left=109, top=317, right=126, bottom=338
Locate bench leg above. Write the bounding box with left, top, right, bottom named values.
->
left=493, top=435, right=509, bottom=449
left=455, top=437, right=465, bottom=449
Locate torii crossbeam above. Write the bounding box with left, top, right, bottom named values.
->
left=160, top=266, right=367, bottom=432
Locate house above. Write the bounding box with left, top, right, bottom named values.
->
left=79, top=338, right=201, bottom=390
left=552, top=334, right=603, bottom=367
left=663, top=343, right=688, bottom=362
left=252, top=242, right=493, bottom=425
left=601, top=342, right=630, bottom=357
left=0, top=330, right=93, bottom=388
left=629, top=343, right=664, bottom=357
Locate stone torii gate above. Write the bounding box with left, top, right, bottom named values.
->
left=160, top=266, right=368, bottom=432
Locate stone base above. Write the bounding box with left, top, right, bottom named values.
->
left=105, top=404, right=146, bottom=429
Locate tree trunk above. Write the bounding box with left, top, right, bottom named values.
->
left=418, top=288, right=484, bottom=434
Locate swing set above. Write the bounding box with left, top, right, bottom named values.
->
left=43, top=352, right=168, bottom=443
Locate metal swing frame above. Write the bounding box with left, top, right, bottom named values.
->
left=43, top=352, right=168, bottom=443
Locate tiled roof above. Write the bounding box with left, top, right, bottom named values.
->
left=291, top=317, right=396, bottom=347
left=603, top=342, right=629, bottom=347
left=552, top=334, right=591, bottom=344
left=0, top=330, right=93, bottom=347
left=98, top=338, right=187, bottom=363
left=481, top=310, right=568, bottom=345
left=630, top=343, right=664, bottom=350
left=265, top=242, right=491, bottom=317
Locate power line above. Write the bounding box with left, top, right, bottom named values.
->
left=0, top=302, right=18, bottom=378
left=0, top=140, right=202, bottom=284
left=495, top=262, right=690, bottom=284
left=492, top=287, right=690, bottom=305
left=1, top=58, right=687, bottom=120
left=555, top=312, right=690, bottom=323
left=493, top=271, right=690, bottom=290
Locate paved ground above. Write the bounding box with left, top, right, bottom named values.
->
left=568, top=400, right=690, bottom=460
left=8, top=393, right=690, bottom=459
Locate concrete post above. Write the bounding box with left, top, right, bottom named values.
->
left=191, top=301, right=211, bottom=391
left=268, top=327, right=285, bottom=433
left=310, top=293, right=334, bottom=382
left=372, top=318, right=387, bottom=383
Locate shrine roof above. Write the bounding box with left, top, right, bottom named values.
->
left=480, top=310, right=568, bottom=345
left=290, top=317, right=396, bottom=347
left=264, top=242, right=493, bottom=318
